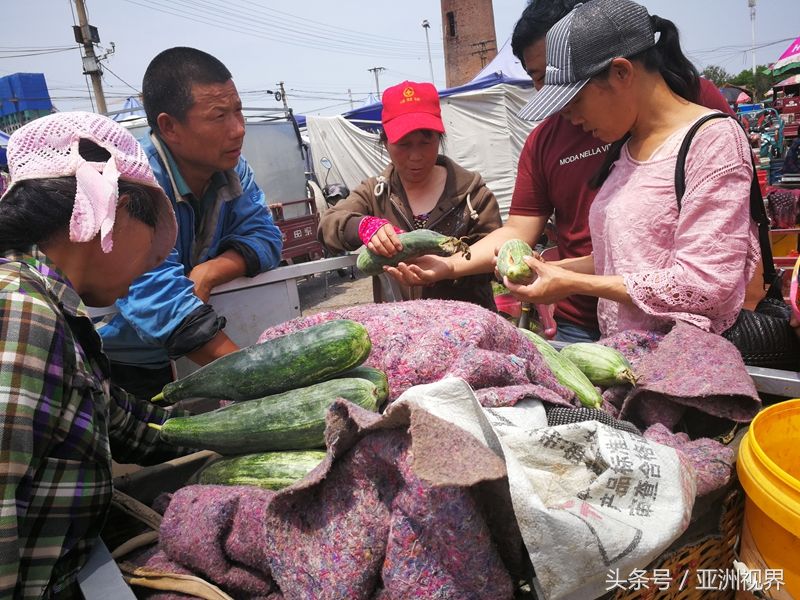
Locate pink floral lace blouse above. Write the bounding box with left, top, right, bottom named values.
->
left=589, top=115, right=759, bottom=336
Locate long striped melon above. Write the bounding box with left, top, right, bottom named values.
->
left=356, top=230, right=470, bottom=276
left=152, top=319, right=371, bottom=404
left=152, top=377, right=379, bottom=454
left=559, top=343, right=637, bottom=386
left=519, top=328, right=603, bottom=409
left=196, top=450, right=326, bottom=490
left=330, top=365, right=389, bottom=404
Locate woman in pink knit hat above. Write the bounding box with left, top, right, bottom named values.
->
left=0, top=112, right=189, bottom=598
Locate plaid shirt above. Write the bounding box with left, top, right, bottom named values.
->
left=0, top=249, right=186, bottom=599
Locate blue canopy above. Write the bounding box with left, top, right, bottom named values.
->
left=0, top=73, right=53, bottom=118
left=296, top=37, right=531, bottom=130
left=295, top=72, right=531, bottom=129
left=342, top=71, right=531, bottom=125
left=112, top=96, right=146, bottom=122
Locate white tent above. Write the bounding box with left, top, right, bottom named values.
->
left=306, top=41, right=537, bottom=219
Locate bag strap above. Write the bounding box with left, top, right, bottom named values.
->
left=674, top=112, right=776, bottom=286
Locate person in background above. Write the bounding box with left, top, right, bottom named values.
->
left=498, top=0, right=759, bottom=336
left=318, top=80, right=502, bottom=310
left=0, top=167, right=9, bottom=197
left=386, top=0, right=734, bottom=342
left=99, top=47, right=282, bottom=399
left=0, top=112, right=189, bottom=598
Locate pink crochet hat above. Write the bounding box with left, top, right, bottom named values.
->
left=1, top=111, right=176, bottom=258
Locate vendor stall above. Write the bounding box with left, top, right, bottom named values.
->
left=96, top=295, right=800, bottom=600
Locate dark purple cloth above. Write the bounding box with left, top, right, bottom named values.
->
left=603, top=323, right=760, bottom=430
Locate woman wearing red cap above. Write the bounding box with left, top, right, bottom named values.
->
left=319, top=80, right=502, bottom=309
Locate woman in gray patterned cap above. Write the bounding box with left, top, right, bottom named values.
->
left=500, top=0, right=759, bottom=338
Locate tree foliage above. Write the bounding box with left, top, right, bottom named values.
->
left=701, top=64, right=774, bottom=101
left=730, top=66, right=773, bottom=100
left=701, top=65, right=732, bottom=87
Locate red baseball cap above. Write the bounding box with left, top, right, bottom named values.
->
left=381, top=81, right=445, bottom=144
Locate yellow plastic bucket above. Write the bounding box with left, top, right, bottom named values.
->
left=737, top=398, right=800, bottom=598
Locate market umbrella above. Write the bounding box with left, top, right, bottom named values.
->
left=736, top=91, right=752, bottom=103
left=772, top=35, right=800, bottom=79
left=775, top=74, right=800, bottom=88
left=719, top=87, right=736, bottom=104
left=719, top=84, right=751, bottom=105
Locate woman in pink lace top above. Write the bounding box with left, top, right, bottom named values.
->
left=503, top=0, right=759, bottom=336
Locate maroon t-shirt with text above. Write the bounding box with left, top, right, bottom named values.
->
left=510, top=78, right=734, bottom=330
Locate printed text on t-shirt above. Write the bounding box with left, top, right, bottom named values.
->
left=559, top=143, right=612, bottom=166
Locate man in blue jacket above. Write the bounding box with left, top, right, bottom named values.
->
left=100, top=47, right=282, bottom=398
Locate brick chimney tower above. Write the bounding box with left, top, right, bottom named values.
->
left=440, top=0, right=498, bottom=87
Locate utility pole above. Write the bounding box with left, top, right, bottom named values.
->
left=347, top=88, right=354, bottom=110
left=276, top=81, right=289, bottom=110
left=422, top=20, right=435, bottom=85
left=748, top=0, right=757, bottom=77
left=470, top=40, right=495, bottom=68
left=72, top=0, right=107, bottom=114
left=367, top=67, right=385, bottom=97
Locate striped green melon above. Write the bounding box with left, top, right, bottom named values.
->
left=356, top=230, right=470, bottom=276
left=497, top=239, right=535, bottom=284
left=153, top=319, right=371, bottom=404
left=519, top=328, right=603, bottom=409
left=153, top=377, right=379, bottom=454
left=196, top=450, right=326, bottom=490
left=330, top=365, right=389, bottom=404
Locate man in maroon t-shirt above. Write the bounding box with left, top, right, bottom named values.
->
left=387, top=0, right=734, bottom=342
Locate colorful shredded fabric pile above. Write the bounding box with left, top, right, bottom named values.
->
left=258, top=299, right=575, bottom=407
left=258, top=301, right=757, bottom=499
left=133, top=400, right=521, bottom=599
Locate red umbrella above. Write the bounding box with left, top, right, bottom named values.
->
left=775, top=74, right=800, bottom=88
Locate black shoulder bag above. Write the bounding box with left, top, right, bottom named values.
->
left=675, top=113, right=800, bottom=371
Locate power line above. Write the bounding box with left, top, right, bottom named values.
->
left=121, top=0, right=443, bottom=60
left=183, top=0, right=440, bottom=57
left=226, top=0, right=432, bottom=48
left=0, top=48, right=77, bottom=59
left=691, top=36, right=795, bottom=54
left=385, top=68, right=432, bottom=82
left=0, top=45, right=75, bottom=52
left=101, top=63, right=140, bottom=94
left=304, top=99, right=364, bottom=114
left=688, top=36, right=796, bottom=69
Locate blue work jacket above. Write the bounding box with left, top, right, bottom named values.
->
left=99, top=134, right=282, bottom=368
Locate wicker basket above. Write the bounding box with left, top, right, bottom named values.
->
left=611, top=479, right=745, bottom=600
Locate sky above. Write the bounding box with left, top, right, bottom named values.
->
left=2, top=0, right=798, bottom=118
